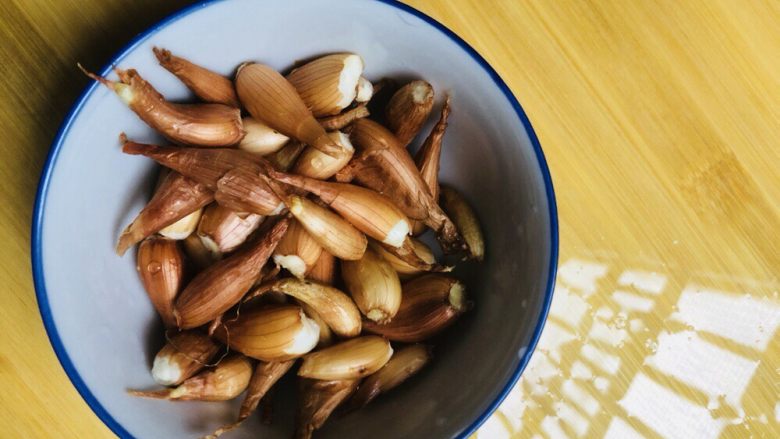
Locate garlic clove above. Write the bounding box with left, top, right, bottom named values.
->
left=341, top=248, right=402, bottom=324
left=267, top=140, right=307, bottom=172
left=440, top=185, right=485, bottom=261
left=158, top=207, right=202, bottom=240
left=299, top=301, right=334, bottom=348
left=174, top=217, right=289, bottom=329
left=355, top=77, right=373, bottom=103
left=136, top=236, right=184, bottom=327
left=131, top=355, right=253, bottom=401
left=298, top=336, right=392, bottom=380
left=401, top=274, right=467, bottom=311
left=153, top=47, right=239, bottom=107
left=306, top=250, right=336, bottom=285
left=384, top=80, right=434, bottom=146
left=272, top=219, right=323, bottom=279
left=235, top=63, right=341, bottom=157
left=295, top=378, right=359, bottom=439
left=197, top=203, right=264, bottom=254
left=151, top=330, right=220, bottom=386
left=182, top=233, right=219, bottom=270
left=286, top=53, right=364, bottom=117
left=286, top=195, right=367, bottom=261
left=369, top=238, right=436, bottom=277
left=116, top=171, right=213, bottom=256
left=292, top=131, right=354, bottom=180
left=80, top=65, right=244, bottom=147
left=239, top=117, right=290, bottom=155
left=214, top=166, right=285, bottom=216
left=412, top=96, right=451, bottom=235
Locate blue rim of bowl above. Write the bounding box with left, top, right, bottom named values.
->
left=30, top=0, right=558, bottom=437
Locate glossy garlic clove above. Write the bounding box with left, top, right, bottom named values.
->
left=272, top=219, right=323, bottom=279
left=341, top=248, right=402, bottom=323
left=440, top=185, right=485, bottom=261
left=346, top=344, right=432, bottom=409
left=369, top=238, right=436, bottom=278
left=384, top=80, right=434, bottom=146
left=306, top=250, right=336, bottom=285
left=285, top=195, right=367, bottom=261
left=286, top=53, right=364, bottom=117
left=136, top=236, right=184, bottom=327
left=292, top=131, right=355, bottom=180
left=298, top=336, right=392, bottom=380
left=151, top=330, right=220, bottom=386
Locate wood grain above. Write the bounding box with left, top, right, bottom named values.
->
left=1, top=0, right=778, bottom=437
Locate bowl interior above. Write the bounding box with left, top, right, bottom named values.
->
left=34, top=0, right=555, bottom=437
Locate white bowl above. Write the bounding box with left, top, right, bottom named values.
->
left=32, top=0, right=557, bottom=437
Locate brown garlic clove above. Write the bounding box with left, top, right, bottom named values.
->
left=151, top=330, right=220, bottom=386
left=197, top=203, right=264, bottom=255
left=306, top=250, right=337, bottom=285
left=80, top=66, right=244, bottom=147
left=341, top=248, right=402, bottom=324
left=401, top=274, right=466, bottom=311
left=272, top=219, right=323, bottom=279
left=440, top=185, right=485, bottom=261
left=214, top=165, right=285, bottom=216
left=267, top=140, right=307, bottom=172
left=412, top=96, right=451, bottom=235
left=182, top=233, right=219, bottom=270
left=174, top=217, right=289, bottom=329
left=136, top=236, right=184, bottom=327
left=285, top=195, right=367, bottom=261
left=298, top=336, right=392, bottom=380
left=287, top=53, right=364, bottom=117
left=157, top=207, right=202, bottom=240
left=295, top=378, right=359, bottom=439
left=369, top=238, right=436, bottom=278
left=292, top=131, right=355, bottom=180
left=152, top=47, right=239, bottom=107
left=299, top=301, right=335, bottom=348
left=384, top=80, right=434, bottom=146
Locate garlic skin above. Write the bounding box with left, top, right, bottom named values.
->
left=292, top=131, right=354, bottom=180
left=267, top=140, right=306, bottom=172
left=317, top=105, right=369, bottom=131
left=151, top=330, right=220, bottom=386
left=298, top=336, right=393, bottom=380
left=153, top=47, right=239, bottom=107
left=370, top=238, right=435, bottom=277
left=158, top=207, right=202, bottom=240
left=182, top=233, right=218, bottom=270
left=296, top=378, right=359, bottom=439
left=197, top=203, right=264, bottom=254
left=440, top=185, right=485, bottom=261
left=239, top=117, right=290, bottom=155
left=412, top=96, right=451, bottom=235
left=385, top=80, right=435, bottom=146
left=287, top=53, right=364, bottom=117
left=286, top=196, right=367, bottom=261
left=355, top=77, right=373, bottom=103
left=136, top=236, right=184, bottom=327
left=341, top=248, right=402, bottom=324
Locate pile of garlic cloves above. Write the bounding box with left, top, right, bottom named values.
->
left=84, top=48, right=485, bottom=438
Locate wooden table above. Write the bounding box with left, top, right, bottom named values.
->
left=1, top=0, right=777, bottom=437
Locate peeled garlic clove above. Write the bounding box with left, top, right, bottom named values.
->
left=370, top=238, right=435, bottom=277
left=174, top=217, right=289, bottom=329
left=401, top=274, right=466, bottom=311
left=239, top=117, right=290, bottom=155
left=258, top=278, right=361, bottom=338
left=298, top=336, right=392, bottom=380
left=208, top=360, right=295, bottom=438
left=198, top=203, right=264, bottom=254
left=158, top=207, right=202, bottom=240
left=355, top=77, right=373, bottom=103
left=272, top=219, right=323, bottom=279
left=214, top=305, right=320, bottom=361
left=287, top=53, right=364, bottom=117
left=292, top=131, right=354, bottom=180
left=153, top=47, right=239, bottom=107
left=271, top=172, right=410, bottom=248
left=214, top=166, right=285, bottom=216
left=151, top=330, right=220, bottom=386
left=235, top=63, right=341, bottom=157
left=182, top=233, right=219, bottom=270
left=267, top=140, right=306, bottom=172
left=80, top=66, right=244, bottom=147
left=299, top=302, right=334, bottom=348
left=341, top=248, right=402, bottom=323
left=295, top=378, right=359, bottom=439
left=317, top=105, right=370, bottom=131
left=136, top=236, right=183, bottom=327
left=347, top=344, right=432, bottom=409
left=440, top=185, right=485, bottom=261
left=306, top=250, right=336, bottom=285
left=349, top=119, right=464, bottom=253
left=385, top=80, right=434, bottom=146
left=286, top=195, right=367, bottom=261
left=412, top=96, right=451, bottom=235
left=130, top=355, right=253, bottom=401
left=116, top=171, right=213, bottom=256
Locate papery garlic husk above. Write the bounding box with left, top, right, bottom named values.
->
left=285, top=195, right=367, bottom=261
left=347, top=344, right=432, bottom=410
left=253, top=278, right=361, bottom=338
left=197, top=203, right=264, bottom=255
left=272, top=219, right=323, bottom=279
left=369, top=238, right=435, bottom=277
left=355, top=77, right=373, bottom=103
left=130, top=355, right=252, bottom=401
left=182, top=233, right=218, bottom=270
left=307, top=250, right=336, bottom=285
left=412, top=96, right=451, bottom=235
left=207, top=360, right=295, bottom=438
left=239, top=117, right=290, bottom=155
left=137, top=236, right=183, bottom=327
left=215, top=165, right=285, bottom=216
left=214, top=305, right=320, bottom=361
left=271, top=172, right=410, bottom=248
left=299, top=301, right=334, bottom=348
left=151, top=330, right=220, bottom=386
left=287, top=53, right=364, bottom=117
left=81, top=66, right=243, bottom=147
left=298, top=336, right=392, bottom=380
left=295, top=378, right=359, bottom=439
left=401, top=274, right=467, bottom=311
left=292, top=131, right=354, bottom=180
left=372, top=238, right=450, bottom=274
left=235, top=63, right=341, bottom=157
left=267, top=140, right=306, bottom=172
left=385, top=80, right=434, bottom=146
left=116, top=170, right=213, bottom=256
left=341, top=248, right=401, bottom=323
left=317, top=105, right=369, bottom=131
left=120, top=140, right=266, bottom=189
left=440, top=185, right=485, bottom=261
left=158, top=207, right=202, bottom=240
left=153, top=47, right=239, bottom=107
left=346, top=119, right=464, bottom=253
left=174, top=217, right=289, bottom=329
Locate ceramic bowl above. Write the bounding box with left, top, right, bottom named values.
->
left=32, top=0, right=557, bottom=437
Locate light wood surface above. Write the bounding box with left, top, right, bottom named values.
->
left=1, top=0, right=777, bottom=437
